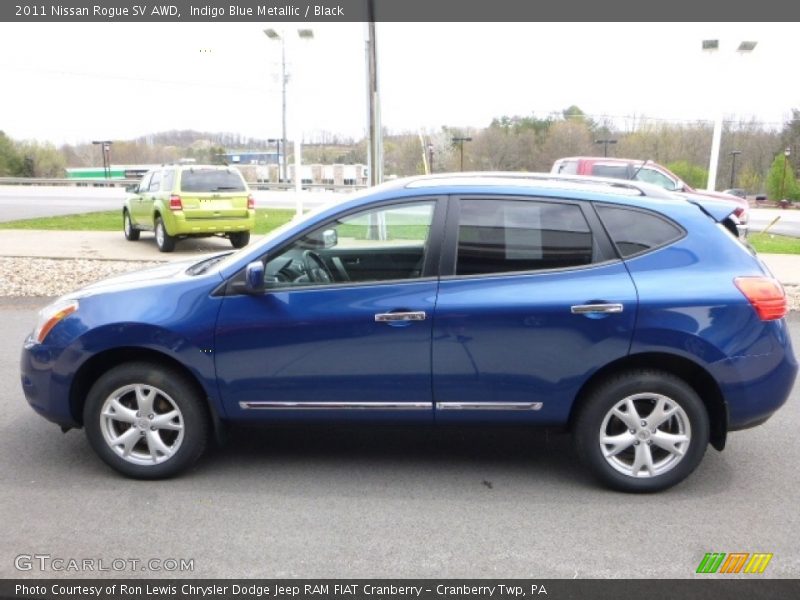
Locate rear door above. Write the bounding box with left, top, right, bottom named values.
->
left=432, top=196, right=638, bottom=425
left=178, top=168, right=250, bottom=220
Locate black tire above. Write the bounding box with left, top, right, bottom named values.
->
left=83, top=362, right=210, bottom=479
left=573, top=370, right=709, bottom=493
left=229, top=231, right=251, bottom=249
left=154, top=216, right=175, bottom=252
left=123, top=210, right=140, bottom=241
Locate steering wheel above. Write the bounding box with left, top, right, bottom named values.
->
left=302, top=250, right=334, bottom=283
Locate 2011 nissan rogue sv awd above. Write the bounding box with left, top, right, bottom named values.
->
left=20, top=174, right=796, bottom=492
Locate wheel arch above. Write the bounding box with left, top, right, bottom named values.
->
left=69, top=347, right=224, bottom=442
left=569, top=352, right=728, bottom=451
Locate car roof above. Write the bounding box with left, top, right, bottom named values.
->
left=384, top=171, right=676, bottom=200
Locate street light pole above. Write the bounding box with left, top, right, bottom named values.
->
left=264, top=29, right=288, bottom=184
left=452, top=136, right=472, bottom=171
left=427, top=143, right=434, bottom=174
left=729, top=150, right=741, bottom=189
left=780, top=147, right=791, bottom=202
left=92, top=140, right=112, bottom=179
left=702, top=39, right=757, bottom=191
left=595, top=139, right=617, bottom=157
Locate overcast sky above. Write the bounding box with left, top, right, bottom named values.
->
left=0, top=22, right=797, bottom=145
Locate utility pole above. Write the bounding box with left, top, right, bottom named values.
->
left=366, top=1, right=382, bottom=186
left=595, top=138, right=617, bottom=157
left=729, top=150, right=741, bottom=189
left=452, top=137, right=472, bottom=171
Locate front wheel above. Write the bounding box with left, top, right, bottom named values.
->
left=229, top=231, right=250, bottom=249
left=154, top=216, right=175, bottom=252
left=83, top=362, right=210, bottom=479
left=573, top=370, right=709, bottom=493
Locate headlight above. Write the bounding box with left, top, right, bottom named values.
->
left=32, top=299, right=79, bottom=344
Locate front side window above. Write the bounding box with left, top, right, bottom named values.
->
left=456, top=199, right=594, bottom=276
left=263, top=201, right=435, bottom=288
left=634, top=167, right=677, bottom=190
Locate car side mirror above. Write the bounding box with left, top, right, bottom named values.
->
left=232, top=261, right=266, bottom=294
left=126, top=184, right=139, bottom=193
left=322, top=229, right=337, bottom=249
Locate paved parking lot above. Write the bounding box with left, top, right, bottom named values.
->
left=1, top=300, right=798, bottom=579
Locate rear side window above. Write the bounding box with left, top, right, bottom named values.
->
left=555, top=160, right=578, bottom=174
left=596, top=205, right=683, bottom=258
left=162, top=169, right=175, bottom=192
left=180, top=169, right=246, bottom=193
left=591, top=164, right=630, bottom=179
left=456, top=199, right=594, bottom=276
left=148, top=170, right=162, bottom=192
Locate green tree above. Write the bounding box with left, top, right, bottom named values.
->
left=766, top=153, right=800, bottom=202
left=15, top=141, right=66, bottom=177
left=0, top=131, right=23, bottom=176
left=666, top=160, right=708, bottom=189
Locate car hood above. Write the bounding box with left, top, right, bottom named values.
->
left=62, top=255, right=224, bottom=300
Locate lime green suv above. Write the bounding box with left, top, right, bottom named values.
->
left=123, top=165, right=256, bottom=252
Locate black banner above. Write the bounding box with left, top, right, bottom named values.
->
left=3, top=0, right=800, bottom=22
left=2, top=580, right=800, bottom=600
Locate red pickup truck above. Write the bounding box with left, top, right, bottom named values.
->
left=551, top=157, right=749, bottom=224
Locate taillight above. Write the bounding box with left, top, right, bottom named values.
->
left=169, top=195, right=182, bottom=210
left=734, top=276, right=787, bottom=320
left=247, top=194, right=255, bottom=210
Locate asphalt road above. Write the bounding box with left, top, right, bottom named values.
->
left=1, top=298, right=798, bottom=579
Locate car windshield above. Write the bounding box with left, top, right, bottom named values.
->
left=180, top=169, right=246, bottom=193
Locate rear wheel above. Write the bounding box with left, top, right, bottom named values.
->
left=229, top=231, right=250, bottom=249
left=123, top=210, right=140, bottom=241
left=154, top=216, right=175, bottom=252
left=573, top=370, right=709, bottom=493
left=83, top=362, right=210, bottom=479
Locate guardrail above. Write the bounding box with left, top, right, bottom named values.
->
left=0, top=177, right=367, bottom=192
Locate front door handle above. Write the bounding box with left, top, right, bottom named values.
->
left=571, top=303, right=624, bottom=315
left=375, top=311, right=427, bottom=322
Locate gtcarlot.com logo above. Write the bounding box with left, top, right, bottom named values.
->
left=14, top=554, right=194, bottom=573
left=696, top=552, right=773, bottom=574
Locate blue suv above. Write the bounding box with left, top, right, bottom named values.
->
left=20, top=174, right=797, bottom=492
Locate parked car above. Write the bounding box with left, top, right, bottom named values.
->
left=21, top=173, right=796, bottom=492
left=552, top=157, right=750, bottom=227
left=722, top=188, right=748, bottom=200
left=123, top=164, right=256, bottom=252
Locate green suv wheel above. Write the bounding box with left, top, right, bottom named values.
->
left=154, top=216, right=176, bottom=253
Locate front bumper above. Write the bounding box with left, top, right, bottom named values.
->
left=20, top=336, right=80, bottom=429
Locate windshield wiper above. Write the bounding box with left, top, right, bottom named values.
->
left=186, top=253, right=232, bottom=275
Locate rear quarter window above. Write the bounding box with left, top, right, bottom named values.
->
left=591, top=164, right=631, bottom=179
left=180, top=169, right=247, bottom=193
left=595, top=204, right=684, bottom=258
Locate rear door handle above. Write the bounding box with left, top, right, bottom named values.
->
left=571, top=303, right=624, bottom=314
left=375, top=311, right=427, bottom=322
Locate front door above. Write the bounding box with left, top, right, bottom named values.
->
left=215, top=199, right=442, bottom=421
